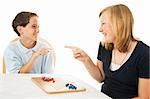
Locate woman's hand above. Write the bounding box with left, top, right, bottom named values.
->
left=64, top=45, right=90, bottom=63
left=65, top=45, right=105, bottom=82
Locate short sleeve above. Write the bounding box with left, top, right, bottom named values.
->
left=97, top=42, right=103, bottom=61
left=137, top=49, right=150, bottom=78
left=97, top=42, right=110, bottom=62
left=4, top=46, right=22, bottom=73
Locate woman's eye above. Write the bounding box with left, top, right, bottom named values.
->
left=101, top=23, right=105, bottom=25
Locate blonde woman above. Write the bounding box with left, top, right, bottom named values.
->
left=65, top=4, right=149, bottom=98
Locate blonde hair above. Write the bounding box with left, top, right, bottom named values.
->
left=99, top=4, right=136, bottom=52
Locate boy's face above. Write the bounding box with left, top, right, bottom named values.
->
left=20, top=16, right=39, bottom=41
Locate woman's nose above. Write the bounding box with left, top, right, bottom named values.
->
left=99, top=26, right=103, bottom=32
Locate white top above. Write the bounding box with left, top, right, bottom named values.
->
left=110, top=62, right=122, bottom=71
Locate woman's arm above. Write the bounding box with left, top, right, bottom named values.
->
left=83, top=58, right=105, bottom=82
left=133, top=78, right=150, bottom=99
left=65, top=45, right=105, bottom=82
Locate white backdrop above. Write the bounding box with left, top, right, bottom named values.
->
left=0, top=0, right=150, bottom=90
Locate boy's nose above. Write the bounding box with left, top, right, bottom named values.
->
left=36, top=28, right=39, bottom=33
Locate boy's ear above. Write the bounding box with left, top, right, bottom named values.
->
left=16, top=26, right=23, bottom=35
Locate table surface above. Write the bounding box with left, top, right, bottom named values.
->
left=0, top=74, right=110, bottom=99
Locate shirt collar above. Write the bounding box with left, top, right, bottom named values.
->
left=17, top=39, right=40, bottom=54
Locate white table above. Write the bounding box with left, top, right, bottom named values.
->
left=0, top=74, right=110, bottom=99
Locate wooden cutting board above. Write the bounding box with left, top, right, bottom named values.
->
left=31, top=77, right=86, bottom=94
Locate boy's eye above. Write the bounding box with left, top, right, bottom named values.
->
left=32, top=25, right=39, bottom=29
left=32, top=26, right=36, bottom=28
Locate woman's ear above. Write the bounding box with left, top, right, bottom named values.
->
left=16, top=26, right=23, bottom=35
